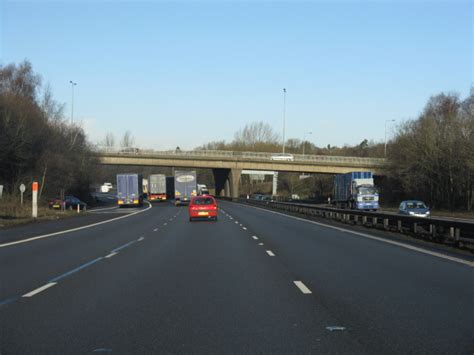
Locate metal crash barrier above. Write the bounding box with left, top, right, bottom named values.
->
left=220, top=198, right=474, bottom=249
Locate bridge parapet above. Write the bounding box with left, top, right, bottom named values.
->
left=96, top=149, right=385, bottom=168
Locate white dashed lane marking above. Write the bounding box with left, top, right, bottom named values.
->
left=22, top=282, right=57, bottom=298
left=294, top=281, right=312, bottom=294
left=153, top=228, right=158, bottom=232
left=258, top=243, right=264, bottom=246
left=266, top=250, right=275, bottom=257
left=252, top=236, right=258, bottom=240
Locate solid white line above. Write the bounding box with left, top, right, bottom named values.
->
left=294, top=281, right=312, bottom=294
left=0, top=202, right=153, bottom=248
left=23, top=282, right=57, bottom=297
left=266, top=250, right=275, bottom=256
left=105, top=252, right=118, bottom=258
left=88, top=206, right=119, bottom=213
left=240, top=203, right=474, bottom=268
left=252, top=236, right=259, bottom=240
left=137, top=236, right=145, bottom=242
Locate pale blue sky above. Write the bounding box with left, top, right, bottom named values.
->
left=1, top=0, right=472, bottom=150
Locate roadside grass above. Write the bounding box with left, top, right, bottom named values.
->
left=0, top=195, right=85, bottom=229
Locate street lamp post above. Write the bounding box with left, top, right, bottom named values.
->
left=302, top=131, right=312, bottom=155
left=282, top=88, right=286, bottom=154
left=384, top=119, right=395, bottom=157
left=69, top=81, right=77, bottom=125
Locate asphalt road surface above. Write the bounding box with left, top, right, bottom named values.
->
left=0, top=201, right=473, bottom=354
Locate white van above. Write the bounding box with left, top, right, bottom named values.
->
left=100, top=182, right=113, bottom=193
left=271, top=154, right=294, bottom=161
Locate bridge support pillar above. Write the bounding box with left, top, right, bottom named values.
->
left=213, top=168, right=230, bottom=197
left=224, top=179, right=231, bottom=197
left=212, top=168, right=241, bottom=199
left=229, top=169, right=242, bottom=200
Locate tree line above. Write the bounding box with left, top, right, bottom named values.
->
left=387, top=92, right=473, bottom=211
left=0, top=61, right=97, bottom=200
left=197, top=121, right=384, bottom=158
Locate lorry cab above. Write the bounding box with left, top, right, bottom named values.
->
left=334, top=171, right=379, bottom=210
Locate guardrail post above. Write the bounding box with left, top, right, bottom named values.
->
left=354, top=215, right=358, bottom=224
left=455, top=228, right=460, bottom=244
left=383, top=218, right=389, bottom=230
left=373, top=217, right=377, bottom=226
left=413, top=223, right=418, bottom=234
left=397, top=220, right=402, bottom=232
left=449, top=227, right=454, bottom=240
left=362, top=216, right=367, bottom=225
left=430, top=224, right=435, bottom=237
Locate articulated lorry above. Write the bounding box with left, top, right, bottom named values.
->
left=333, top=171, right=379, bottom=210
left=117, top=173, right=144, bottom=207
left=148, top=174, right=167, bottom=202
left=174, top=170, right=197, bottom=206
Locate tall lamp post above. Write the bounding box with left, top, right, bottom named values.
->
left=282, top=88, right=287, bottom=154
left=69, top=80, right=77, bottom=125
left=302, top=131, right=312, bottom=155
left=384, top=119, right=395, bottom=157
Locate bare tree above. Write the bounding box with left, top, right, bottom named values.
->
left=120, top=130, right=135, bottom=148
left=233, top=122, right=280, bottom=146
left=103, top=132, right=115, bottom=151
left=387, top=92, right=473, bottom=210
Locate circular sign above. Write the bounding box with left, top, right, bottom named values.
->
left=19, top=184, right=26, bottom=193
left=176, top=175, right=195, bottom=183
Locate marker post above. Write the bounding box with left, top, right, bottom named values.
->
left=32, top=182, right=38, bottom=218
left=19, top=184, right=25, bottom=206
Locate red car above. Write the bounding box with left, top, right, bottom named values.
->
left=188, top=196, right=218, bottom=222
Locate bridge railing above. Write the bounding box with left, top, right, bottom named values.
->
left=221, top=198, right=474, bottom=250
left=96, top=148, right=385, bottom=166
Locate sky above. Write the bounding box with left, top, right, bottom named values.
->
left=1, top=0, right=472, bottom=150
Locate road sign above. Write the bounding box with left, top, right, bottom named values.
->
left=19, top=184, right=26, bottom=205
left=32, top=182, right=38, bottom=218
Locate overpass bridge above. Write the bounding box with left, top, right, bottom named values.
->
left=96, top=149, right=385, bottom=198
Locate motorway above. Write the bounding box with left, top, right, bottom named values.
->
left=0, top=201, right=473, bottom=354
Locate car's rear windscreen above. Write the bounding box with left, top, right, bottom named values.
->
left=193, top=198, right=214, bottom=205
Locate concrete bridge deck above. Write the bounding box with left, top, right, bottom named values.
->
left=96, top=149, right=385, bottom=198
